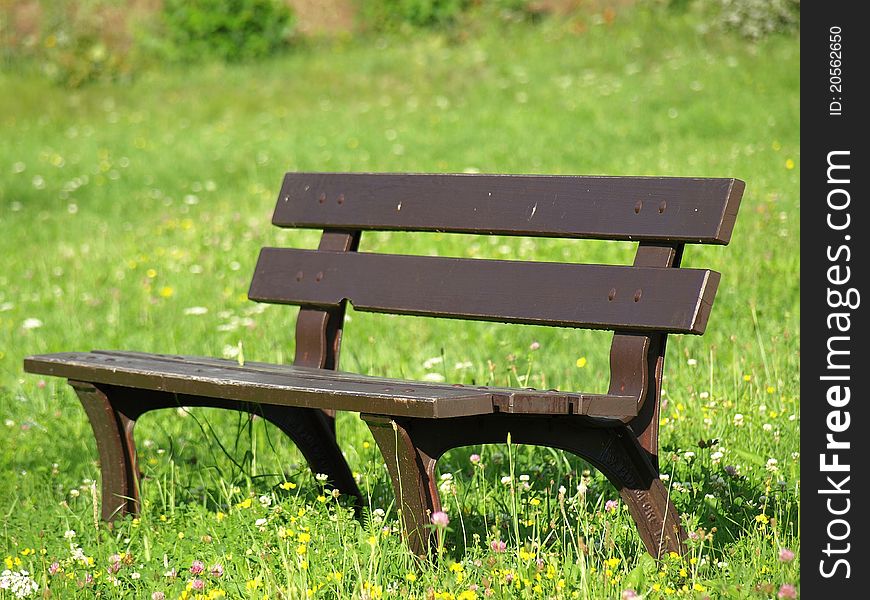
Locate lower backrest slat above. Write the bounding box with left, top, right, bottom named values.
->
left=248, top=248, right=720, bottom=334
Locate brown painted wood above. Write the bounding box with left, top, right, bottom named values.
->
left=294, top=229, right=360, bottom=369
left=362, top=413, right=685, bottom=558
left=69, top=381, right=140, bottom=520
left=273, top=173, right=744, bottom=244
left=249, top=249, right=719, bottom=334
left=25, top=351, right=638, bottom=419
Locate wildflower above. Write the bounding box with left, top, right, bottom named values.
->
left=766, top=458, right=779, bottom=472
left=529, top=342, right=541, bottom=351
left=280, top=482, right=297, bottom=490
left=190, top=561, right=205, bottom=576
left=296, top=545, right=307, bottom=555
left=756, top=514, right=769, bottom=526
left=605, top=500, right=619, bottom=513
left=683, top=451, right=695, bottom=461
left=423, top=356, right=443, bottom=369
left=431, top=511, right=450, bottom=527
left=423, top=372, right=446, bottom=382
left=63, top=530, right=76, bottom=540
left=785, top=159, right=795, bottom=170
left=710, top=451, right=724, bottom=464
left=0, top=569, right=39, bottom=598
left=208, top=564, right=224, bottom=578
left=778, top=584, right=797, bottom=599
left=191, top=578, right=205, bottom=591
left=621, top=590, right=640, bottom=600
left=687, top=358, right=697, bottom=366
left=778, top=548, right=795, bottom=562
left=469, top=454, right=481, bottom=465
left=405, top=572, right=417, bottom=582
left=458, top=590, right=477, bottom=600
left=577, top=482, right=588, bottom=496
left=724, top=465, right=739, bottom=476
left=159, top=287, right=174, bottom=298
left=151, top=593, right=165, bottom=600
left=21, top=318, right=43, bottom=330
left=490, top=540, right=507, bottom=553
left=183, top=307, right=208, bottom=315
left=576, top=357, right=587, bottom=368
left=49, top=562, right=60, bottom=575
left=298, top=532, right=311, bottom=543
left=255, top=518, right=268, bottom=527
left=501, top=476, right=512, bottom=485
left=733, top=413, right=744, bottom=426
left=164, top=569, right=177, bottom=578
left=315, top=473, right=329, bottom=482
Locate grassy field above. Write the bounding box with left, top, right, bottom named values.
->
left=0, top=8, right=799, bottom=599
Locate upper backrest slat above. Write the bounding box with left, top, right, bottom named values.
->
left=273, top=173, right=744, bottom=244
left=249, top=249, right=720, bottom=334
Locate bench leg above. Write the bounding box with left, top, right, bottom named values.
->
left=362, top=413, right=685, bottom=559
left=364, top=415, right=440, bottom=555
left=70, top=381, right=140, bottom=521
left=72, top=385, right=363, bottom=513
left=256, top=404, right=362, bottom=507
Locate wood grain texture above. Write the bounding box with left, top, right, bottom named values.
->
left=249, top=249, right=720, bottom=334
left=23, top=351, right=638, bottom=418
left=272, top=173, right=744, bottom=244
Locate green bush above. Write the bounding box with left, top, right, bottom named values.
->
left=161, top=0, right=295, bottom=62
left=1, top=1, right=137, bottom=87
left=357, top=0, right=470, bottom=30
left=716, top=0, right=800, bottom=39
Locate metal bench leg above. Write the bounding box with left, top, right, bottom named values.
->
left=70, top=381, right=140, bottom=521
left=363, top=413, right=685, bottom=559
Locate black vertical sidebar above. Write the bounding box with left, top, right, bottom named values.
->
left=802, top=2, right=869, bottom=596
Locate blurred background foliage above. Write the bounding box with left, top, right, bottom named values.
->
left=1, top=0, right=799, bottom=87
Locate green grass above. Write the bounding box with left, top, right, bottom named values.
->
left=0, top=8, right=799, bottom=599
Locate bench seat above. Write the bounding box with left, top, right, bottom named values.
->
left=24, top=350, right=638, bottom=419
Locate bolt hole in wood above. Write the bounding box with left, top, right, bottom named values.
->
left=658, top=201, right=667, bottom=214
left=634, top=200, right=643, bottom=214
left=319, top=192, right=326, bottom=204
left=634, top=289, right=642, bottom=302
left=608, top=288, right=617, bottom=301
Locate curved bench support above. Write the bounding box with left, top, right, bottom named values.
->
left=70, top=382, right=362, bottom=522
left=363, top=413, right=685, bottom=559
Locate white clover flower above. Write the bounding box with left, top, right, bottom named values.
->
left=733, top=413, right=745, bottom=426
left=63, top=530, right=76, bottom=540
left=258, top=495, right=272, bottom=507
left=21, top=318, right=43, bottom=330
left=501, top=476, right=512, bottom=485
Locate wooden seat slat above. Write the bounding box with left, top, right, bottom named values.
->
left=24, top=351, right=637, bottom=419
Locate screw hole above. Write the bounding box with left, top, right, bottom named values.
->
left=658, top=201, right=667, bottom=214
left=315, top=272, right=323, bottom=282
left=295, top=271, right=303, bottom=282
left=608, top=288, right=616, bottom=301
left=318, top=193, right=326, bottom=204
left=634, top=200, right=643, bottom=214
left=634, top=289, right=642, bottom=302
left=337, top=193, right=344, bottom=205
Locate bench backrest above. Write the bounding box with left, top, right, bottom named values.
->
left=247, top=173, right=743, bottom=411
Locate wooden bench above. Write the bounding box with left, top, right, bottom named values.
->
left=24, top=172, right=743, bottom=558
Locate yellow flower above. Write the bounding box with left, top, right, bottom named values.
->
left=575, top=357, right=587, bottom=368
left=237, top=498, right=253, bottom=509
left=146, top=268, right=157, bottom=278
left=405, top=572, right=417, bottom=582
left=216, top=511, right=225, bottom=521
left=605, top=557, right=620, bottom=568
left=679, top=568, right=688, bottom=577
left=317, top=495, right=327, bottom=503
left=367, top=536, right=377, bottom=546
left=785, top=158, right=795, bottom=170
left=755, top=514, right=769, bottom=526
left=159, top=286, right=174, bottom=298
left=178, top=532, right=185, bottom=539
left=693, top=583, right=706, bottom=592
left=743, top=374, right=751, bottom=382
left=246, top=578, right=261, bottom=590
left=766, top=386, right=775, bottom=394
left=458, top=591, right=477, bottom=600
left=530, top=498, right=541, bottom=506
left=449, top=562, right=464, bottom=573
left=331, top=571, right=343, bottom=581
left=298, top=532, right=311, bottom=543
left=519, top=549, right=535, bottom=561
left=296, top=545, right=307, bottom=555
left=280, top=482, right=296, bottom=490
